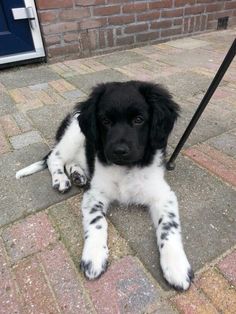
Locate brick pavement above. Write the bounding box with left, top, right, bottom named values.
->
left=0, top=27, right=236, bottom=313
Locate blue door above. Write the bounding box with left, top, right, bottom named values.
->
left=0, top=0, right=35, bottom=56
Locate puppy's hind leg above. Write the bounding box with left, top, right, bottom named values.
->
left=65, top=163, right=87, bottom=187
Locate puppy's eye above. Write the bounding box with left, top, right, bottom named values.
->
left=101, top=117, right=112, bottom=126
left=133, top=116, right=144, bottom=125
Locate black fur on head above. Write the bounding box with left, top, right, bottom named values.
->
left=78, top=81, right=179, bottom=166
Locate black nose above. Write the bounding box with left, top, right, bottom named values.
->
left=113, top=144, right=129, bottom=157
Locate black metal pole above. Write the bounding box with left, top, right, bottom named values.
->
left=166, top=38, right=236, bottom=171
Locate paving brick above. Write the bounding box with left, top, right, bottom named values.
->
left=9, top=130, right=43, bottom=149
left=184, top=144, right=236, bottom=187
left=49, top=79, right=75, bottom=93
left=196, top=269, right=236, bottom=314
left=95, top=51, right=147, bottom=67
left=217, top=250, right=236, bottom=286
left=12, top=112, right=32, bottom=132
left=14, top=256, right=60, bottom=313
left=2, top=212, right=58, bottom=262
left=39, top=243, right=91, bottom=313
left=0, top=238, right=22, bottom=314
left=0, top=124, right=11, bottom=155
left=206, top=132, right=236, bottom=158
left=172, top=284, right=218, bottom=314
left=85, top=256, right=174, bottom=314
left=0, top=115, right=21, bottom=137
left=0, top=92, right=17, bottom=116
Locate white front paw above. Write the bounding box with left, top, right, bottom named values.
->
left=80, top=243, right=108, bottom=280
left=160, top=245, right=194, bottom=291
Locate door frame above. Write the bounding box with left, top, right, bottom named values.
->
left=0, top=0, right=45, bottom=65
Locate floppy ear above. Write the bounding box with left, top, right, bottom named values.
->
left=78, top=84, right=106, bottom=143
left=135, top=81, right=180, bottom=149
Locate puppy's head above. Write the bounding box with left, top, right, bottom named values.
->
left=79, top=81, right=179, bottom=166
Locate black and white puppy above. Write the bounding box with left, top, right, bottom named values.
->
left=16, top=81, right=193, bottom=290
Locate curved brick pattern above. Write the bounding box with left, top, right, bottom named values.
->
left=217, top=250, right=236, bottom=286
left=85, top=256, right=175, bottom=314
left=195, top=269, right=236, bottom=314
left=0, top=238, right=22, bottom=314
left=14, top=256, right=60, bottom=313
left=184, top=144, right=236, bottom=187
left=171, top=285, right=218, bottom=314
left=39, top=243, right=91, bottom=314
left=2, top=212, right=58, bottom=262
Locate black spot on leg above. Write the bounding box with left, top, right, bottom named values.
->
left=90, top=207, right=98, bottom=214
left=57, top=169, right=63, bottom=174
left=162, top=221, right=179, bottom=231
left=168, top=212, right=176, bottom=219
left=160, top=243, right=164, bottom=249
left=55, top=179, right=59, bottom=183
left=90, top=216, right=103, bottom=224
left=96, top=225, right=102, bottom=229
left=158, top=218, right=163, bottom=225
left=98, top=201, right=104, bottom=206
left=161, top=232, right=168, bottom=240
left=55, top=151, right=60, bottom=156
left=85, top=235, right=89, bottom=240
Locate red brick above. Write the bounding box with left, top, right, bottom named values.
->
left=107, top=29, right=114, bottom=47
left=174, top=18, right=183, bottom=26
left=48, top=43, right=80, bottom=58
left=0, top=124, right=11, bottom=155
left=201, top=14, right=207, bottom=30
left=162, top=8, right=184, bottom=18
left=161, top=27, right=182, bottom=37
left=225, top=1, right=236, bottom=10
left=196, top=269, right=236, bottom=313
left=38, top=10, right=58, bottom=23
left=64, top=32, right=78, bottom=43
left=206, top=3, right=224, bottom=13
left=0, top=115, right=21, bottom=137
left=123, top=2, right=147, bottom=13
left=184, top=144, right=236, bottom=187
left=0, top=238, right=22, bottom=313
left=217, top=250, right=236, bottom=286
left=185, top=5, right=205, bottom=15
left=208, top=11, right=233, bottom=21
left=45, top=35, right=61, bottom=45
left=108, top=14, right=135, bottom=25
left=175, top=0, right=195, bottom=7
left=39, top=243, right=89, bottom=313
left=172, top=284, right=218, bottom=314
left=124, top=23, right=148, bottom=34
left=2, top=212, right=58, bottom=262
left=137, top=11, right=160, bottom=22
left=149, top=0, right=172, bottom=10
left=60, top=8, right=90, bottom=20
left=37, top=0, right=73, bottom=9
left=116, top=35, right=135, bottom=46
left=136, top=31, right=160, bottom=42
left=75, top=0, right=105, bottom=5
left=79, top=18, right=107, bottom=30
left=43, top=22, right=77, bottom=35
left=150, top=20, right=172, bottom=29
left=93, top=5, right=121, bottom=16
left=85, top=256, right=161, bottom=314
left=14, top=256, right=60, bottom=313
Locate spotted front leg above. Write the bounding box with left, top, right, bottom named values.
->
left=150, top=185, right=193, bottom=291
left=80, top=190, right=109, bottom=280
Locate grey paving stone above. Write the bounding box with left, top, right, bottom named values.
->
left=0, top=92, right=17, bottom=116
left=0, top=143, right=80, bottom=227
left=62, top=89, right=86, bottom=100
left=206, top=132, right=236, bottom=158
left=108, top=156, right=236, bottom=290
left=169, top=98, right=236, bottom=148
left=95, top=51, right=147, bottom=67
left=67, top=69, right=130, bottom=94
left=155, top=71, right=211, bottom=100
left=13, top=112, right=32, bottom=132
left=10, top=131, right=43, bottom=149
left=27, top=105, right=72, bottom=142
left=165, top=38, right=209, bottom=50
left=0, top=66, right=60, bottom=88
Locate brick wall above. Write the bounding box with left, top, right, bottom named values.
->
left=36, top=0, right=236, bottom=61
